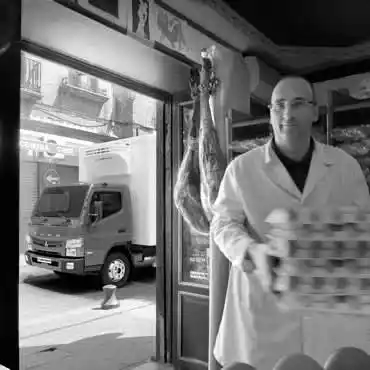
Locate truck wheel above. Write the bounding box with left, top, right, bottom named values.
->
left=101, top=252, right=131, bottom=288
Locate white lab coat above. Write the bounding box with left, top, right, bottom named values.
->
left=211, top=139, right=370, bottom=370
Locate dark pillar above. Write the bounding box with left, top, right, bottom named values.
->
left=0, top=1, right=21, bottom=369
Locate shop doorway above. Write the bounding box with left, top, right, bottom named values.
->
left=19, top=49, right=165, bottom=370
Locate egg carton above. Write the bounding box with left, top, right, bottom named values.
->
left=267, top=208, right=370, bottom=314
left=279, top=257, right=370, bottom=277
left=270, top=227, right=370, bottom=242
left=266, top=207, right=370, bottom=228
left=277, top=292, right=370, bottom=315
left=275, top=275, right=370, bottom=294
left=269, top=239, right=370, bottom=259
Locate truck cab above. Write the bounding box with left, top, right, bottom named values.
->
left=25, top=134, right=156, bottom=287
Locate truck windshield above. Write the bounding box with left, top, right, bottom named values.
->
left=33, top=185, right=89, bottom=218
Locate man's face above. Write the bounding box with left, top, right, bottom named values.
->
left=269, top=78, right=318, bottom=145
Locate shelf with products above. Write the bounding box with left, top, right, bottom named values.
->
left=331, top=106, right=370, bottom=188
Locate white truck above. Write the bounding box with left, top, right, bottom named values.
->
left=25, top=134, right=156, bottom=287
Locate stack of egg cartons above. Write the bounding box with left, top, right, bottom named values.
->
left=266, top=207, right=370, bottom=314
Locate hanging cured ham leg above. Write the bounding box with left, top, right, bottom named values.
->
left=173, top=51, right=227, bottom=233
left=174, top=45, right=255, bottom=370
left=197, top=49, right=230, bottom=370
left=173, top=69, right=210, bottom=235
left=198, top=51, right=227, bottom=220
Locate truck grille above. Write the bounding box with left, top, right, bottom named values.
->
left=32, top=250, right=61, bottom=257
left=31, top=237, right=64, bottom=249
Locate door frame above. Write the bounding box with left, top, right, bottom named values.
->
left=171, top=93, right=210, bottom=370
left=19, top=40, right=175, bottom=363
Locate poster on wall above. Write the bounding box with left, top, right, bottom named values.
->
left=148, top=2, right=230, bottom=65
left=189, top=240, right=209, bottom=282
left=182, top=221, right=209, bottom=285
left=152, top=4, right=188, bottom=52
left=131, top=0, right=151, bottom=40
left=149, top=3, right=188, bottom=53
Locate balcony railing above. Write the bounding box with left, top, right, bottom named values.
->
left=65, top=70, right=107, bottom=96
left=21, top=55, right=41, bottom=93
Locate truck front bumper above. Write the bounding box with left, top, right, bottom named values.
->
left=24, top=252, right=85, bottom=274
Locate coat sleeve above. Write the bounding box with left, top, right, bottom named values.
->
left=349, top=157, right=370, bottom=207
left=210, top=161, right=259, bottom=267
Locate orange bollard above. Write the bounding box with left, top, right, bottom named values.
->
left=101, top=284, right=120, bottom=310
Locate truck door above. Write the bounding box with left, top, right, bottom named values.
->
left=84, top=190, right=127, bottom=268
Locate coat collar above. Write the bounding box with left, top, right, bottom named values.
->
left=264, top=139, right=335, bottom=166
left=263, top=139, right=335, bottom=201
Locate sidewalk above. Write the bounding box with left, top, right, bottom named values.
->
left=19, top=255, right=162, bottom=370
left=20, top=300, right=157, bottom=370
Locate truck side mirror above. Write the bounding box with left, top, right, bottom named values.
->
left=89, top=201, right=103, bottom=223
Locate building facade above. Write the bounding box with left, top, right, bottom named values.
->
left=19, top=50, right=158, bottom=253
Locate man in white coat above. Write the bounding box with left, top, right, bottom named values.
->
left=211, top=76, right=370, bottom=370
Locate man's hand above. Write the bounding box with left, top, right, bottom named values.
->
left=241, top=244, right=281, bottom=294
left=241, top=244, right=275, bottom=292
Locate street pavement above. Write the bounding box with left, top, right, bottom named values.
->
left=19, top=261, right=157, bottom=370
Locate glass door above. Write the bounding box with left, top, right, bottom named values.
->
left=172, top=102, right=210, bottom=370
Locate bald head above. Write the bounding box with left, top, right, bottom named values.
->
left=272, top=76, right=315, bottom=104
left=269, top=75, right=319, bottom=160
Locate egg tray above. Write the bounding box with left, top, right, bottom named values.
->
left=278, top=257, right=370, bottom=277
left=273, top=260, right=370, bottom=315
left=266, top=207, right=370, bottom=315
left=270, top=227, right=370, bottom=243
left=271, top=239, right=370, bottom=259
left=276, top=292, right=370, bottom=315
left=275, top=273, right=370, bottom=293
left=265, top=206, right=370, bottom=227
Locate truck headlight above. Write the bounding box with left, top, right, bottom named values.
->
left=66, top=248, right=77, bottom=257
left=25, top=234, right=33, bottom=251
left=66, top=238, right=84, bottom=249
left=66, top=238, right=84, bottom=257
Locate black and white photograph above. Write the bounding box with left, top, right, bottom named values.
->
left=3, top=1, right=370, bottom=370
